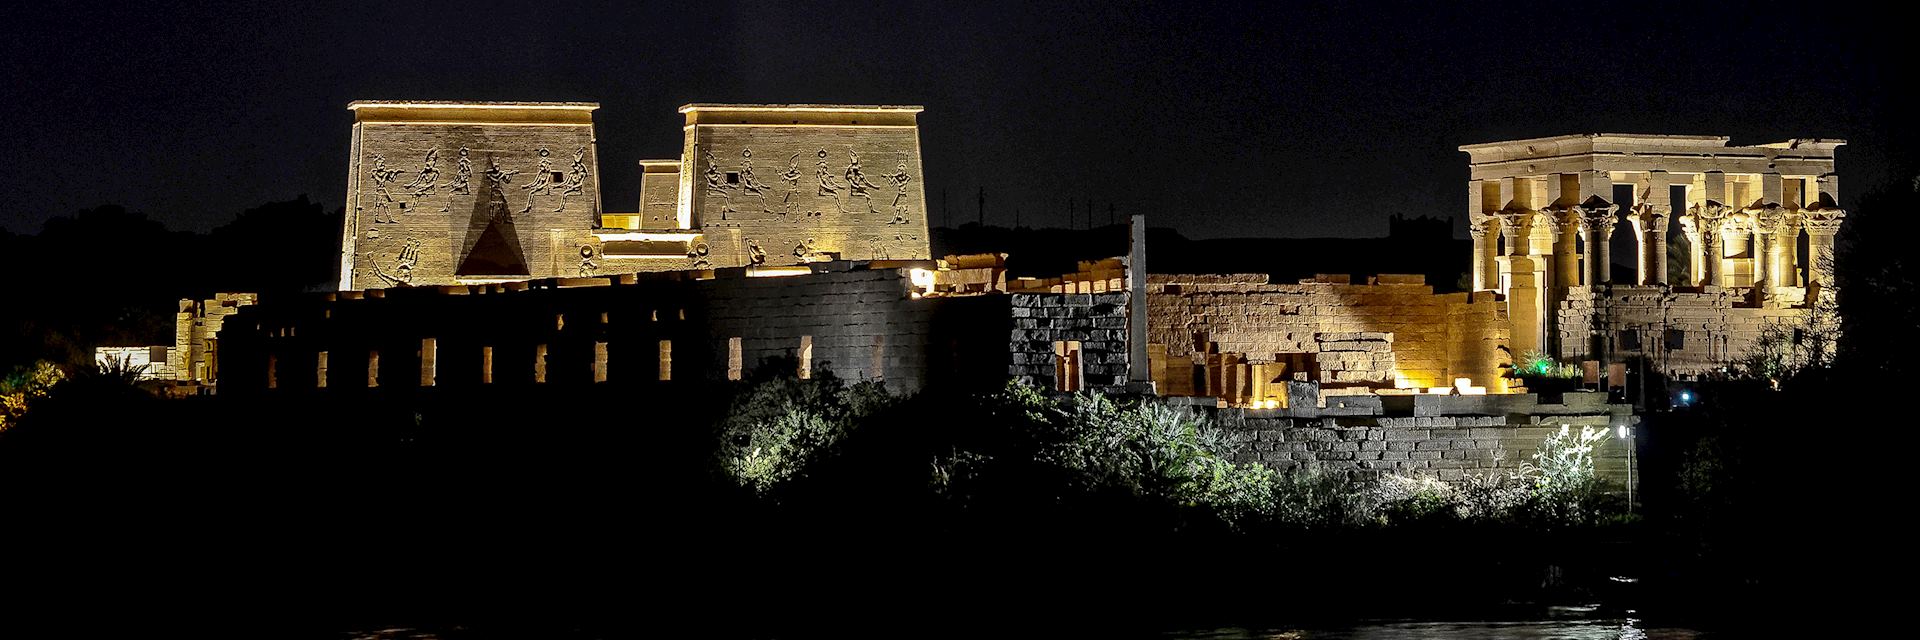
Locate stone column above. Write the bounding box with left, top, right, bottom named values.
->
left=1778, top=211, right=1802, bottom=288
left=1719, top=214, right=1752, bottom=288
left=1578, top=198, right=1618, bottom=286
left=1752, top=207, right=1780, bottom=290
left=1469, top=213, right=1499, bottom=292
left=1687, top=203, right=1730, bottom=288
left=1499, top=207, right=1544, bottom=356
left=1803, top=207, right=1846, bottom=288
left=1678, top=215, right=1705, bottom=286
left=1630, top=205, right=1670, bottom=286
left=1543, top=207, right=1580, bottom=289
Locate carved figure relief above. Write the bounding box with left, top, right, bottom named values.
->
left=578, top=245, right=598, bottom=277
left=779, top=152, right=804, bottom=213
left=843, top=149, right=882, bottom=214
left=884, top=162, right=913, bottom=224
left=367, top=154, right=404, bottom=224
left=814, top=149, right=845, bottom=212
left=703, top=148, right=737, bottom=218
left=403, top=149, right=440, bottom=198
left=441, top=147, right=472, bottom=211
left=745, top=238, right=767, bottom=265
left=370, top=238, right=421, bottom=287
left=520, top=147, right=553, bottom=213
left=793, top=237, right=825, bottom=260
left=687, top=242, right=712, bottom=269
left=738, top=149, right=774, bottom=213
left=554, top=146, right=588, bottom=212
left=483, top=155, right=518, bottom=193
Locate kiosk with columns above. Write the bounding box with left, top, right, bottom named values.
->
left=1460, top=134, right=1845, bottom=379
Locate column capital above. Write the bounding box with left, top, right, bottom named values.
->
left=1690, top=200, right=1734, bottom=224
left=1540, top=205, right=1580, bottom=235
left=1678, top=214, right=1702, bottom=240
left=1576, top=195, right=1617, bottom=233
left=1802, top=206, right=1847, bottom=234
left=1753, top=207, right=1790, bottom=236
left=1720, top=211, right=1754, bottom=236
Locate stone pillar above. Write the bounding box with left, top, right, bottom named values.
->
left=1752, top=207, right=1781, bottom=290
left=1687, top=203, right=1730, bottom=288
left=1802, top=208, right=1846, bottom=288
left=1547, top=207, right=1581, bottom=289
left=1469, top=214, right=1499, bottom=291
left=1719, top=214, right=1752, bottom=288
left=1778, top=211, right=1802, bottom=288
left=1578, top=197, right=1618, bottom=286
left=1679, top=215, right=1705, bottom=286
left=1635, top=171, right=1673, bottom=286
left=1630, top=206, right=1670, bottom=286
left=1499, top=207, right=1543, bottom=356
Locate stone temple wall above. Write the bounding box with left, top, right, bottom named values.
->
left=1555, top=286, right=1811, bottom=377
left=687, top=118, right=931, bottom=268
left=216, top=266, right=1014, bottom=397
left=1180, top=392, right=1636, bottom=487
left=342, top=104, right=604, bottom=290
left=1008, top=292, right=1132, bottom=394
left=1146, top=274, right=1510, bottom=402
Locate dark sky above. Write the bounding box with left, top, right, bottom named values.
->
left=3, top=1, right=1904, bottom=238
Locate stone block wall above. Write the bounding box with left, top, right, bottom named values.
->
left=1008, top=292, right=1132, bottom=394
left=1188, top=393, right=1636, bottom=487
left=216, top=266, right=1015, bottom=397
left=1556, top=285, right=1812, bottom=377
left=685, top=107, right=930, bottom=268
left=1146, top=274, right=1511, bottom=401
left=342, top=104, right=604, bottom=290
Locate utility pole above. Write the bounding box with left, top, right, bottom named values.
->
left=976, top=188, right=985, bottom=227
left=941, top=188, right=949, bottom=228
left=1085, top=198, right=1093, bottom=231
left=1108, top=202, right=1116, bottom=227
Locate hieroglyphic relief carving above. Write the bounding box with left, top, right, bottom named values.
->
left=703, top=148, right=737, bottom=218
left=554, top=146, right=588, bottom=212
left=520, top=147, right=553, bottom=213
left=440, top=147, right=472, bottom=211
left=370, top=238, right=421, bottom=286
left=403, top=149, right=440, bottom=198
left=843, top=149, right=882, bottom=215
left=687, top=242, right=712, bottom=269
left=578, top=245, right=597, bottom=276
left=367, top=154, right=404, bottom=223
left=779, top=152, right=804, bottom=214
left=738, top=149, right=774, bottom=213
left=744, top=238, right=767, bottom=265
left=814, top=149, right=845, bottom=212
left=884, top=162, right=913, bottom=224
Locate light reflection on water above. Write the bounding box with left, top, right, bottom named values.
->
left=1170, top=618, right=1701, bottom=640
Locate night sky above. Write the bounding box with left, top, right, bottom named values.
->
left=3, top=1, right=1904, bottom=239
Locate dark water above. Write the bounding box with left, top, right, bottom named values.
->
left=340, top=616, right=1703, bottom=640
left=1170, top=613, right=1701, bottom=640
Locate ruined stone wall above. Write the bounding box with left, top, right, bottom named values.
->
left=1188, top=393, right=1635, bottom=487
left=1008, top=292, right=1132, bottom=394
left=170, top=293, right=256, bottom=384
left=343, top=114, right=603, bottom=290
left=1555, top=286, right=1811, bottom=377
left=93, top=346, right=177, bottom=381
left=688, top=123, right=929, bottom=268
left=215, top=267, right=1011, bottom=397
left=1146, top=274, right=1510, bottom=400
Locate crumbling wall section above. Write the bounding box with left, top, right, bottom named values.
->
left=1146, top=274, right=1509, bottom=401
left=1190, top=393, right=1635, bottom=487
left=1008, top=292, right=1131, bottom=394
left=1555, top=286, right=1812, bottom=377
